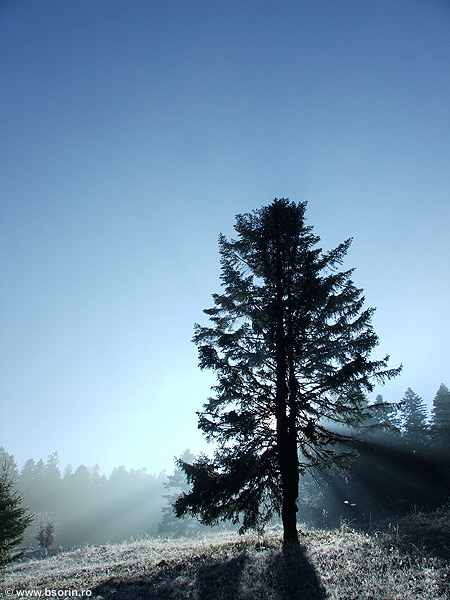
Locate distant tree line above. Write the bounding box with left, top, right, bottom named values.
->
left=1, top=383, right=449, bottom=550
left=0, top=446, right=222, bottom=551
left=299, top=383, right=450, bottom=527
left=0, top=449, right=168, bottom=548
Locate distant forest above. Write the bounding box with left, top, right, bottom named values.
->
left=2, top=384, right=449, bottom=548
left=0, top=451, right=167, bottom=547
left=0, top=447, right=212, bottom=549
left=300, top=383, right=450, bottom=527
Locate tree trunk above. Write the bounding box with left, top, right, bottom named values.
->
left=280, top=427, right=300, bottom=544
left=276, top=406, right=300, bottom=544
left=274, top=232, right=300, bottom=545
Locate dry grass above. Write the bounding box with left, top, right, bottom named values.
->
left=3, top=507, right=449, bottom=599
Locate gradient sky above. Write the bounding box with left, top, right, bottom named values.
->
left=1, top=0, right=449, bottom=476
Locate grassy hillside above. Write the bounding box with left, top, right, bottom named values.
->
left=3, top=507, right=449, bottom=599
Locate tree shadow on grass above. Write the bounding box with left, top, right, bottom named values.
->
left=92, top=553, right=249, bottom=600
left=92, top=542, right=326, bottom=599
left=259, top=543, right=327, bottom=600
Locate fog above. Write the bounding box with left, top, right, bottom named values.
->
left=1, top=384, right=449, bottom=551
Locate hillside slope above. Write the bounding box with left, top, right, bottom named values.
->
left=4, top=508, right=450, bottom=600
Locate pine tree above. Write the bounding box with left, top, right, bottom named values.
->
left=0, top=463, right=34, bottom=567
left=357, top=394, right=402, bottom=446
left=431, top=383, right=450, bottom=459
left=371, top=394, right=402, bottom=431
left=175, top=199, right=400, bottom=544
left=158, top=450, right=205, bottom=537
left=0, top=448, right=18, bottom=480
left=400, top=388, right=429, bottom=453
left=45, top=452, right=62, bottom=486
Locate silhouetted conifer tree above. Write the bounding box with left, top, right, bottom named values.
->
left=20, top=459, right=36, bottom=485
left=431, top=383, right=450, bottom=460
left=45, top=452, right=61, bottom=485
left=0, top=462, right=33, bottom=567
left=175, top=199, right=400, bottom=544
left=371, top=394, right=402, bottom=432
left=158, top=450, right=206, bottom=537
left=0, top=448, right=18, bottom=480
left=400, top=388, right=429, bottom=453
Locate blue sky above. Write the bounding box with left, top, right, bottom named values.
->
left=1, top=0, right=449, bottom=476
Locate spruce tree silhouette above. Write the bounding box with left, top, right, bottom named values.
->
left=175, top=199, right=400, bottom=544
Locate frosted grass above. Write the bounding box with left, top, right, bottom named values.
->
left=3, top=512, right=449, bottom=599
